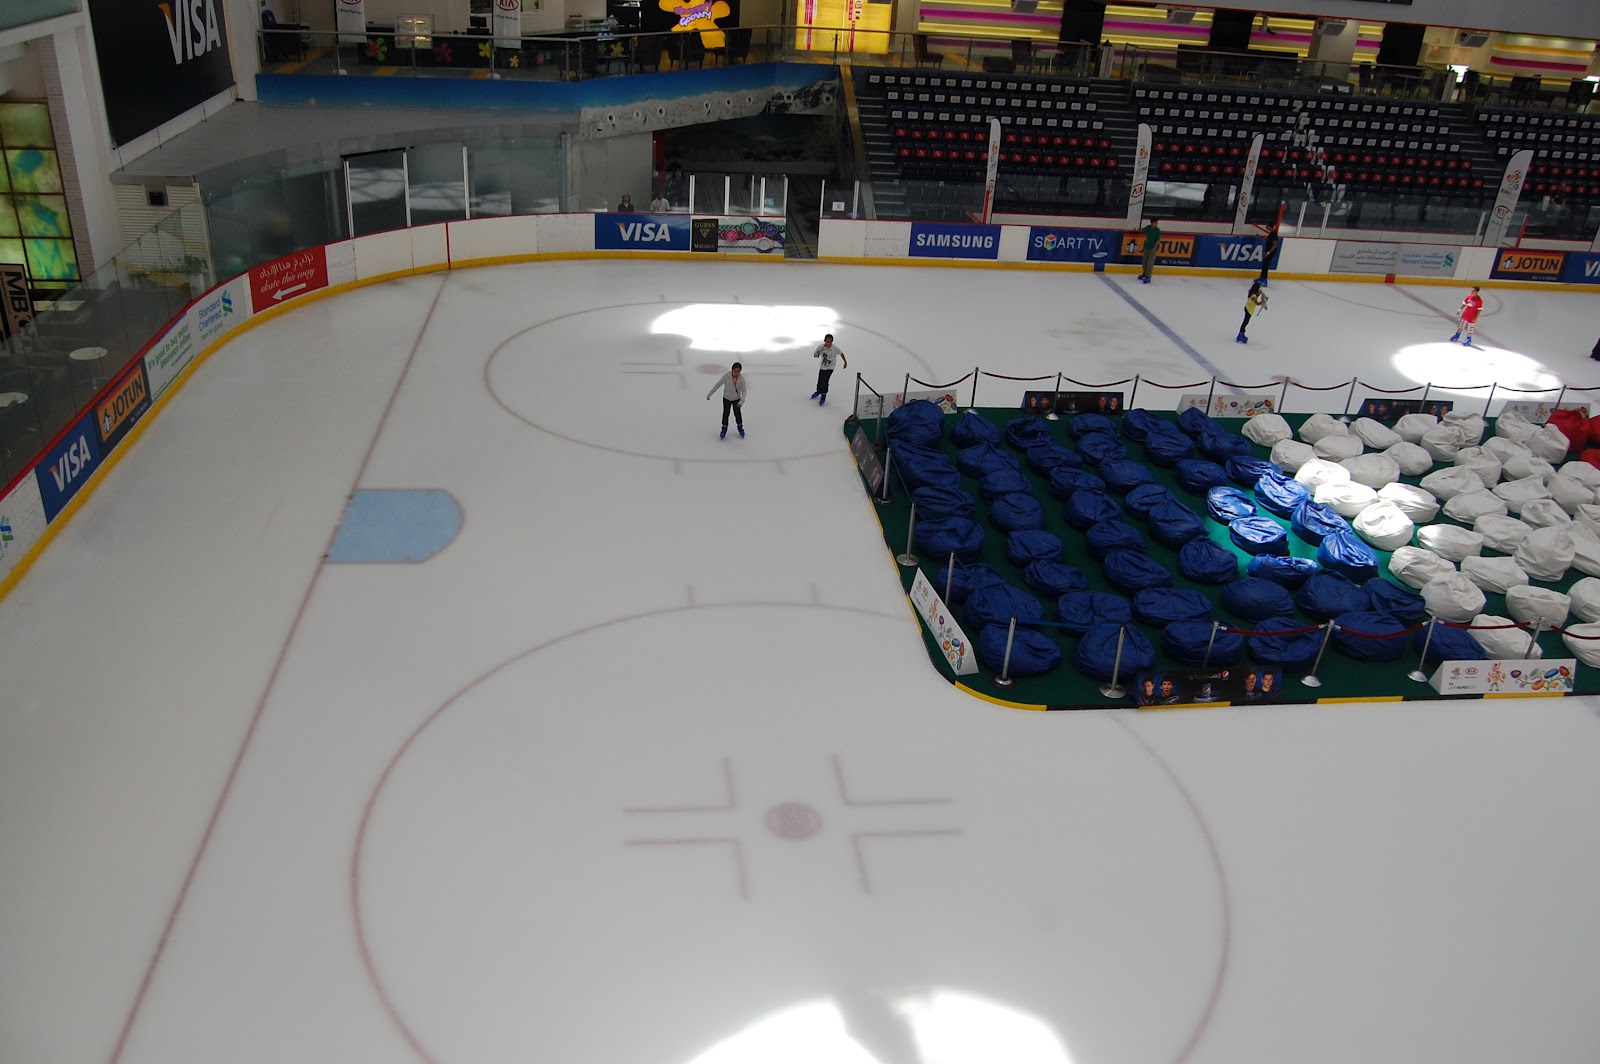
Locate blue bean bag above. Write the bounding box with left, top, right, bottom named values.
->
left=1047, top=467, right=1107, bottom=499
left=1148, top=500, right=1208, bottom=549
left=1227, top=455, right=1281, bottom=487
left=966, top=584, right=1044, bottom=632
left=1295, top=572, right=1369, bottom=621
left=1022, top=560, right=1089, bottom=598
left=1056, top=591, right=1133, bottom=635
left=1119, top=485, right=1172, bottom=521
left=1363, top=578, right=1428, bottom=625
left=894, top=447, right=962, bottom=492
left=980, top=467, right=1033, bottom=502
left=915, top=516, right=985, bottom=562
left=1007, top=529, right=1064, bottom=566
left=1196, top=429, right=1253, bottom=462
left=1068, top=412, right=1116, bottom=439
left=1247, top=615, right=1324, bottom=671
left=1178, top=538, right=1239, bottom=584
left=1221, top=576, right=1296, bottom=621
left=1103, top=549, right=1175, bottom=593
left=1230, top=516, right=1290, bottom=556
left=1144, top=431, right=1195, bottom=468
left=989, top=492, right=1046, bottom=532
left=1100, top=459, right=1156, bottom=494
left=950, top=410, right=1001, bottom=448
left=1290, top=501, right=1351, bottom=546
left=957, top=441, right=1021, bottom=479
left=1064, top=489, right=1123, bottom=530
left=1077, top=432, right=1129, bottom=465
left=1246, top=554, right=1320, bottom=588
left=1162, top=620, right=1245, bottom=666
left=1087, top=519, right=1147, bottom=561
left=1177, top=459, right=1229, bottom=494
left=1121, top=408, right=1169, bottom=443
left=1207, top=486, right=1257, bottom=523
left=1177, top=406, right=1213, bottom=438
left=1132, top=587, right=1212, bottom=627
left=1025, top=443, right=1082, bottom=476
left=1255, top=472, right=1310, bottom=517
left=978, top=624, right=1061, bottom=677
left=1073, top=624, right=1156, bottom=681
left=932, top=562, right=1008, bottom=604
left=885, top=399, right=945, bottom=448
left=1004, top=416, right=1055, bottom=451
left=1317, top=531, right=1380, bottom=583
left=1331, top=611, right=1409, bottom=662
left=1412, top=621, right=1485, bottom=668
left=912, top=485, right=977, bottom=521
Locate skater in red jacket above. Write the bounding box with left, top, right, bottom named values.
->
left=1450, top=286, right=1483, bottom=346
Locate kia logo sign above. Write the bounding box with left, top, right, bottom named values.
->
left=497, top=0, right=519, bottom=8
left=338, top=0, right=360, bottom=7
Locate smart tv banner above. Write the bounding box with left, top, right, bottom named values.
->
left=908, top=223, right=1001, bottom=260
left=1491, top=248, right=1565, bottom=283
left=34, top=410, right=104, bottom=522
left=594, top=213, right=692, bottom=252
left=86, top=0, right=235, bottom=146
left=1330, top=242, right=1459, bottom=278
left=1025, top=228, right=1121, bottom=263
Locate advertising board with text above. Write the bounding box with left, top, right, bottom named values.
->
left=0, top=475, right=48, bottom=583
left=1430, top=658, right=1576, bottom=696
left=1025, top=228, right=1121, bottom=263
left=909, top=569, right=978, bottom=676
left=94, top=363, right=152, bottom=455
left=1330, top=242, right=1459, bottom=278
left=248, top=248, right=330, bottom=311
left=594, top=213, right=691, bottom=252
left=1119, top=231, right=1195, bottom=267
left=34, top=411, right=103, bottom=522
left=908, top=223, right=1001, bottom=260
left=1490, top=248, right=1566, bottom=283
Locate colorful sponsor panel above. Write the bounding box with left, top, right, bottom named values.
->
left=594, top=213, right=691, bottom=251
left=909, top=569, right=978, bottom=676
left=0, top=474, right=48, bottom=583
left=34, top=411, right=103, bottom=522
left=249, top=247, right=330, bottom=310
left=1491, top=248, right=1566, bottom=282
left=1357, top=397, right=1454, bottom=422
left=1119, top=231, right=1194, bottom=267
left=716, top=218, right=786, bottom=255
left=191, top=276, right=249, bottom=351
left=1330, top=241, right=1459, bottom=277
left=855, top=388, right=959, bottom=420
left=1559, top=252, right=1600, bottom=285
left=94, top=363, right=152, bottom=455
left=1025, top=228, right=1121, bottom=263
left=1431, top=658, right=1576, bottom=696
left=1498, top=400, right=1588, bottom=424
left=1021, top=390, right=1124, bottom=416
left=849, top=427, right=885, bottom=497
left=1177, top=393, right=1277, bottom=417
left=909, top=223, right=1001, bottom=260
left=143, top=315, right=198, bottom=400
left=1136, top=666, right=1287, bottom=707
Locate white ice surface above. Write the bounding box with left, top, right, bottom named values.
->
left=1, top=260, right=1599, bottom=1064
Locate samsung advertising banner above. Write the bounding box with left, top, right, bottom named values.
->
left=1483, top=149, right=1533, bottom=249
left=1025, top=228, right=1121, bottom=263
left=87, top=0, right=235, bottom=147
left=1125, top=124, right=1151, bottom=227
left=493, top=0, right=521, bottom=48
left=908, top=223, right=1000, bottom=260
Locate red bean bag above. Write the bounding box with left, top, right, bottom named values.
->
left=1546, top=407, right=1588, bottom=452
left=1582, top=448, right=1600, bottom=472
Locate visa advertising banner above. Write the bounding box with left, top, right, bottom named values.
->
left=86, top=0, right=235, bottom=146
left=1559, top=252, right=1600, bottom=285
left=1025, top=228, right=1121, bottom=263
left=1491, top=248, right=1566, bottom=282
left=595, top=213, right=692, bottom=251
left=35, top=410, right=104, bottom=522
left=908, top=223, right=1001, bottom=260
left=1191, top=235, right=1276, bottom=270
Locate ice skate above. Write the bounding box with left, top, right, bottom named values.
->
left=1236, top=333, right=1248, bottom=344
left=810, top=391, right=820, bottom=399
left=738, top=425, right=745, bottom=438
left=818, top=394, right=826, bottom=406
left=720, top=426, right=727, bottom=439
left=1449, top=331, right=1460, bottom=342
left=1462, top=336, right=1472, bottom=347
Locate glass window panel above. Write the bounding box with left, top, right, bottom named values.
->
left=406, top=143, right=466, bottom=226
left=0, top=238, right=24, bottom=269
left=0, top=102, right=52, bottom=148
left=25, top=237, right=78, bottom=282
left=345, top=150, right=408, bottom=237
left=8, top=149, right=63, bottom=194
left=0, top=160, right=10, bottom=194
left=14, top=195, right=71, bottom=237
left=0, top=204, right=18, bottom=237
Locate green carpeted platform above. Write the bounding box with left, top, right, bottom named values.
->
left=847, top=407, right=1597, bottom=710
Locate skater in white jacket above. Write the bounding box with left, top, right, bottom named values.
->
left=706, top=362, right=748, bottom=439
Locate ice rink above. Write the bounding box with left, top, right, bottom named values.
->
left=2, top=257, right=1599, bottom=1064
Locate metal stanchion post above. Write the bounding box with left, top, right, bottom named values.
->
left=897, top=504, right=919, bottom=566
left=1046, top=372, right=1063, bottom=421
left=901, top=373, right=911, bottom=410
left=1099, top=626, right=1128, bottom=698
left=1408, top=617, right=1437, bottom=682
left=995, top=617, right=1018, bottom=688
left=875, top=448, right=894, bottom=506
left=1127, top=374, right=1141, bottom=409
left=1278, top=377, right=1290, bottom=411
left=970, top=366, right=979, bottom=409
left=853, top=373, right=861, bottom=422
left=943, top=552, right=956, bottom=604
left=874, top=400, right=885, bottom=444
left=1203, top=376, right=1216, bottom=413
left=1200, top=621, right=1220, bottom=669
left=1340, top=376, right=1358, bottom=422
left=1301, top=621, right=1336, bottom=687
left=1524, top=618, right=1543, bottom=658
left=1483, top=381, right=1497, bottom=417
left=1420, top=382, right=1432, bottom=406
left=1554, top=385, right=1568, bottom=411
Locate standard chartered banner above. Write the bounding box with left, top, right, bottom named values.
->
left=1329, top=242, right=1459, bottom=278
left=0, top=474, right=48, bottom=583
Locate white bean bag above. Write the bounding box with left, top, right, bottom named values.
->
left=1561, top=623, right=1600, bottom=667
left=1442, top=490, right=1509, bottom=523
left=1314, top=480, right=1378, bottom=518
left=1378, top=482, right=1440, bottom=523
left=1544, top=473, right=1593, bottom=514
left=1341, top=453, right=1400, bottom=489
left=1473, top=514, right=1531, bottom=554
left=1390, top=545, right=1456, bottom=589
left=1505, top=585, right=1571, bottom=629
left=1420, top=572, right=1487, bottom=622
left=1470, top=614, right=1539, bottom=659
left=1567, top=577, right=1600, bottom=622
left=1314, top=433, right=1365, bottom=461
left=1418, top=465, right=1482, bottom=501
left=1493, top=475, right=1552, bottom=513
left=1384, top=441, right=1435, bottom=477
left=1484, top=436, right=1533, bottom=464
left=1528, top=423, right=1572, bottom=462
left=1501, top=451, right=1555, bottom=481
left=1559, top=461, right=1600, bottom=490
left=1394, top=412, right=1439, bottom=443
left=1513, top=526, right=1575, bottom=582
left=1459, top=555, right=1529, bottom=594
left=1241, top=412, right=1293, bottom=446
left=1416, top=524, right=1484, bottom=563
left=1420, top=422, right=1471, bottom=462
left=1452, top=447, right=1503, bottom=489
left=1353, top=500, right=1415, bottom=551
left=1519, top=498, right=1572, bottom=529
left=1493, top=409, right=1536, bottom=443
left=1565, top=523, right=1600, bottom=577
left=1294, top=458, right=1351, bottom=490
left=1298, top=413, right=1348, bottom=444
left=1574, top=503, right=1600, bottom=533
left=1270, top=438, right=1316, bottom=474
left=1442, top=411, right=1486, bottom=445
left=1351, top=417, right=1401, bottom=450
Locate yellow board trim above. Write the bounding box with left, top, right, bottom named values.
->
left=954, top=683, right=1047, bottom=711
left=1316, top=695, right=1405, bottom=704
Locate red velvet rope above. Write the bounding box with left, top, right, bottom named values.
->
left=1063, top=376, right=1137, bottom=388
left=1287, top=379, right=1350, bottom=392
left=1339, top=623, right=1428, bottom=638
left=1495, top=384, right=1565, bottom=394
left=907, top=372, right=974, bottom=389
left=1356, top=380, right=1427, bottom=395
left=1214, top=379, right=1280, bottom=390
left=1141, top=379, right=1212, bottom=390
left=980, top=371, right=1056, bottom=382
left=1219, top=622, right=1324, bottom=637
